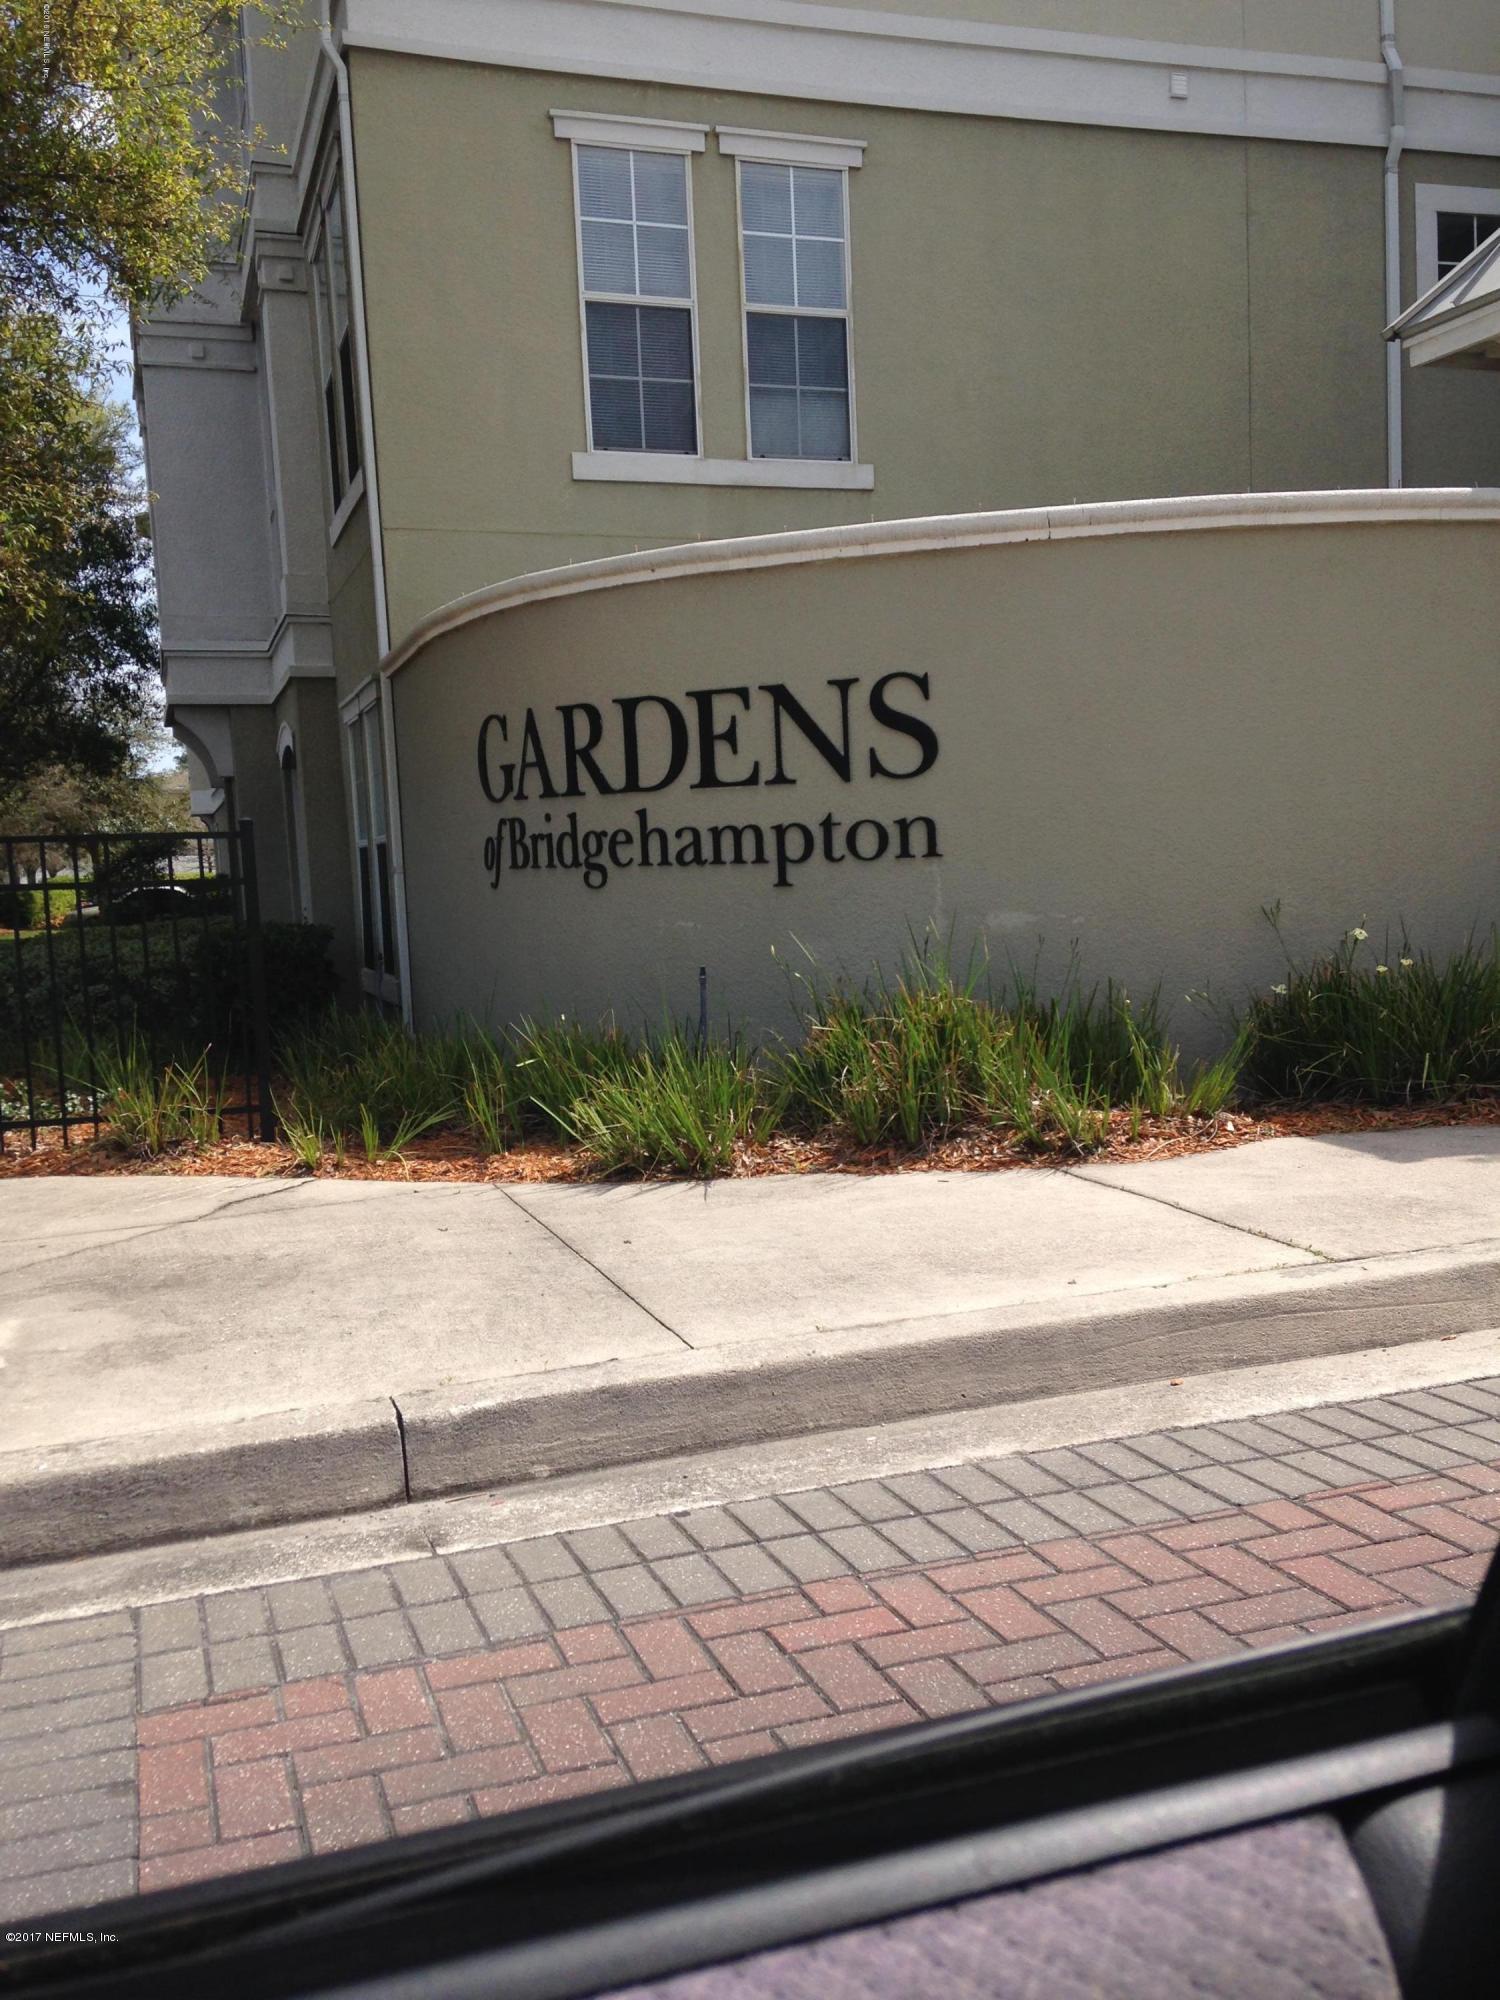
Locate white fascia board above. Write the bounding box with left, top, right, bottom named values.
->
left=342, top=0, right=1500, bottom=156
left=382, top=487, right=1500, bottom=681
left=551, top=108, right=707, bottom=151
left=716, top=126, right=865, bottom=169
left=571, top=451, right=874, bottom=489
left=1404, top=300, right=1500, bottom=370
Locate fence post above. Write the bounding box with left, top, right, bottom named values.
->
left=237, top=819, right=276, bottom=1141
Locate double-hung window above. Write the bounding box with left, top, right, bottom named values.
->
left=737, top=159, right=853, bottom=462
left=344, top=686, right=398, bottom=1002
left=572, top=140, right=700, bottom=455
left=310, top=165, right=362, bottom=514
left=1415, top=184, right=1500, bottom=297
left=1436, top=211, right=1500, bottom=282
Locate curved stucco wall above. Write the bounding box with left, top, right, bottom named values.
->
left=386, top=491, right=1500, bottom=1052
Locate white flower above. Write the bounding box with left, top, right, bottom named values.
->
left=1375, top=964, right=1389, bottom=976
left=1271, top=983, right=1288, bottom=996
left=1348, top=927, right=1368, bottom=942
left=1400, top=957, right=1414, bottom=968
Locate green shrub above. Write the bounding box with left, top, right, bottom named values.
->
left=0, top=919, right=335, bottom=1073
left=276, top=1007, right=467, bottom=1145
left=510, top=1015, right=637, bottom=1135
left=561, top=1031, right=780, bottom=1177
left=1242, top=924, right=1500, bottom=1101
left=777, top=947, right=1241, bottom=1152
left=91, top=1034, right=222, bottom=1156
left=777, top=957, right=1002, bottom=1146
left=198, top=921, right=337, bottom=1047
left=455, top=1030, right=519, bottom=1153
left=0, top=883, right=83, bottom=929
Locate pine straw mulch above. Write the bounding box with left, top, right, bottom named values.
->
left=4, top=1095, right=1500, bottom=1183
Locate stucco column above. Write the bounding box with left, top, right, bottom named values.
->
left=253, top=242, right=332, bottom=623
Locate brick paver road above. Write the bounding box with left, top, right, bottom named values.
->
left=4, top=1377, right=1500, bottom=1922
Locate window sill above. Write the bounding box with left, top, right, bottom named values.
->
left=359, top=966, right=402, bottom=1007
left=329, top=468, right=367, bottom=546
left=571, top=452, right=874, bottom=491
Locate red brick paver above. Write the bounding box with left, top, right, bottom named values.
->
left=120, top=1451, right=1500, bottom=1893
left=6, top=1388, right=1499, bottom=1923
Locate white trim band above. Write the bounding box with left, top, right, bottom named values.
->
left=550, top=108, right=708, bottom=152
left=383, top=486, right=1500, bottom=680
left=571, top=450, right=874, bottom=488
left=344, top=0, right=1500, bottom=157
left=716, top=125, right=865, bottom=169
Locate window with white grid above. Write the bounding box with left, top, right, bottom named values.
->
left=1436, top=210, right=1500, bottom=282
left=573, top=144, right=698, bottom=455
left=310, top=166, right=361, bottom=512
left=1415, top=184, right=1500, bottom=297
left=737, top=160, right=852, bottom=462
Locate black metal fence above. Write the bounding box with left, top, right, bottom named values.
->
left=0, top=820, right=274, bottom=1150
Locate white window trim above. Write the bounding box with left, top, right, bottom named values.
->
left=564, top=128, right=705, bottom=463
left=716, top=126, right=866, bottom=171
left=328, top=465, right=366, bottom=546
left=339, top=678, right=400, bottom=1005
left=1415, top=182, right=1500, bottom=299
left=731, top=148, right=862, bottom=471
left=308, top=148, right=364, bottom=527
left=571, top=450, right=873, bottom=488
left=551, top=109, right=706, bottom=154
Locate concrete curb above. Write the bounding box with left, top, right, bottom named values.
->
left=0, top=1399, right=405, bottom=1567
left=398, top=1240, right=1500, bottom=1494
left=4, top=1240, right=1499, bottom=1566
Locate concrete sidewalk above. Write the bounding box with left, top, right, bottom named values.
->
left=3, top=1128, right=1499, bottom=1562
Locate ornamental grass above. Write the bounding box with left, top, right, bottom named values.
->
left=1242, top=920, right=1500, bottom=1103
left=66, top=925, right=1500, bottom=1179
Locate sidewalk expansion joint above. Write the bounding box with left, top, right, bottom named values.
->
left=495, top=1187, right=695, bottom=1351
left=1062, top=1168, right=1332, bottom=1262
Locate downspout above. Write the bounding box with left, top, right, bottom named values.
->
left=321, top=29, right=414, bottom=1023
left=1380, top=0, right=1405, bottom=487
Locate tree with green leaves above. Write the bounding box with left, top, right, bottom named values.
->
left=0, top=387, right=160, bottom=802
left=0, top=0, right=263, bottom=329
left=1, top=1, right=284, bottom=799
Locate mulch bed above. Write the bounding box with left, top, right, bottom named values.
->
left=4, top=1097, right=1499, bottom=1183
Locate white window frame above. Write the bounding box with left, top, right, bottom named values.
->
left=1415, top=183, right=1500, bottom=300
left=722, top=127, right=865, bottom=470
left=341, top=679, right=400, bottom=1005
left=308, top=149, right=365, bottom=536
left=553, top=110, right=707, bottom=464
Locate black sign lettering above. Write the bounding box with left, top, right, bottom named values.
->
left=868, top=671, right=939, bottom=780
left=477, top=674, right=942, bottom=894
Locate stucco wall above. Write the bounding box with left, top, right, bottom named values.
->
left=350, top=53, right=1500, bottom=648
left=137, top=352, right=278, bottom=650
left=269, top=680, right=359, bottom=988
left=387, top=494, right=1500, bottom=1057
